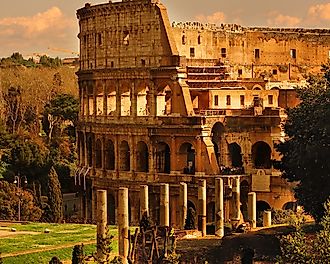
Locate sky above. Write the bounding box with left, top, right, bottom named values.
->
left=1, top=0, right=330, bottom=58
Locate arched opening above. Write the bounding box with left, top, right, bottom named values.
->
left=229, top=143, right=243, bottom=168
left=283, top=202, right=297, bottom=211
left=156, top=142, right=171, bottom=173
left=252, top=85, right=262, bottom=90
left=256, top=200, right=271, bottom=226
left=270, top=87, right=280, bottom=90
left=87, top=136, right=93, bottom=167
left=119, top=141, right=130, bottom=171
left=105, top=140, right=115, bottom=170
left=207, top=202, right=215, bottom=223
left=188, top=200, right=196, bottom=212
left=179, top=143, right=195, bottom=174
left=95, top=139, right=102, bottom=168
left=120, top=82, right=131, bottom=116
left=137, top=82, right=149, bottom=116
left=136, top=141, right=149, bottom=172
left=157, top=85, right=172, bottom=116
left=107, top=193, right=116, bottom=225
left=211, top=122, right=225, bottom=168
left=252, top=141, right=272, bottom=169
left=240, top=180, right=249, bottom=221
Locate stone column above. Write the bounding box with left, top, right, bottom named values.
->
left=198, top=179, right=207, bottom=237
left=215, top=178, right=224, bottom=238
left=148, top=147, right=155, bottom=173
left=129, top=134, right=135, bottom=172
left=149, top=80, right=157, bottom=117
left=118, top=187, right=129, bottom=263
left=179, top=182, right=187, bottom=229
left=103, top=80, right=108, bottom=117
left=263, top=211, right=272, bottom=227
left=96, top=190, right=107, bottom=263
left=195, top=136, right=204, bottom=175
left=131, top=80, right=137, bottom=117
left=160, top=183, right=170, bottom=227
left=231, top=177, right=241, bottom=225
left=248, top=192, right=257, bottom=228
left=140, top=185, right=149, bottom=219
left=170, top=136, right=177, bottom=173
left=115, top=80, right=121, bottom=118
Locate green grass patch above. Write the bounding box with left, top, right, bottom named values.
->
left=0, top=223, right=118, bottom=255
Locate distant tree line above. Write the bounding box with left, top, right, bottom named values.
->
left=0, top=52, right=62, bottom=68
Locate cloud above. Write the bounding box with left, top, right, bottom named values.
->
left=308, top=3, right=330, bottom=21
left=0, top=7, right=76, bottom=57
left=195, top=11, right=226, bottom=24
left=267, top=12, right=301, bottom=27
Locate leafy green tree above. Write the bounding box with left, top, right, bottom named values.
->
left=47, top=166, right=63, bottom=223
left=276, top=64, right=330, bottom=221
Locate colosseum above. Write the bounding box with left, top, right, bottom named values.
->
left=75, top=0, right=330, bottom=227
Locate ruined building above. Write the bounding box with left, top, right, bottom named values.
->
left=76, top=0, right=330, bottom=226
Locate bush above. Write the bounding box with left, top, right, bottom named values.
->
left=72, top=244, right=85, bottom=264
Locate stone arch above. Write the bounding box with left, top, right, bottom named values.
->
left=252, top=141, right=272, bottom=169
left=95, top=139, right=102, bottom=168
left=136, top=80, right=149, bottom=116
left=188, top=200, right=196, bottom=211
left=256, top=200, right=271, bottom=225
left=136, top=141, right=149, bottom=172
left=87, top=135, right=93, bottom=167
left=207, top=201, right=215, bottom=223
left=157, top=84, right=172, bottom=116
left=211, top=122, right=225, bottom=167
left=179, top=142, right=195, bottom=174
left=105, top=139, right=115, bottom=170
left=252, top=85, right=263, bottom=90
left=270, top=86, right=280, bottom=90
left=105, top=80, right=116, bottom=116
left=282, top=201, right=297, bottom=211
left=95, top=81, right=104, bottom=116
left=119, top=140, right=130, bottom=171
left=120, top=80, right=131, bottom=116
left=240, top=180, right=249, bottom=221
left=228, top=143, right=243, bottom=168
left=156, top=142, right=171, bottom=173
left=107, top=192, right=116, bottom=225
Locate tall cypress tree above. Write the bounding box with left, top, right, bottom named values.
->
left=47, top=166, right=63, bottom=223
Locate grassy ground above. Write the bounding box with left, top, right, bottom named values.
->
left=0, top=223, right=118, bottom=264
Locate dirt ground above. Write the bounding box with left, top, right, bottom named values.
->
left=0, top=229, right=38, bottom=238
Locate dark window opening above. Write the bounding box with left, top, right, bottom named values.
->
left=268, top=95, right=273, bottom=105
left=226, top=95, right=231, bottom=106
left=221, top=48, right=227, bottom=58
left=182, top=35, right=186, bottom=45
left=141, top=59, right=146, bottom=67
left=110, top=61, right=114, bottom=68
left=98, top=33, right=102, bottom=46
left=198, top=35, right=201, bottom=45
left=255, top=49, right=260, bottom=59
left=272, top=69, right=278, bottom=75
left=252, top=141, right=271, bottom=169
left=238, top=69, right=243, bottom=76
left=240, top=95, right=245, bottom=106
left=214, top=95, right=219, bottom=106
left=290, top=49, right=296, bottom=59
left=190, top=47, right=195, bottom=57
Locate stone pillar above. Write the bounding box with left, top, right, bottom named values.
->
left=231, top=177, right=241, bottom=225
left=215, top=178, right=224, bottom=238
left=103, top=80, right=108, bottom=116
left=140, top=185, right=149, bottom=219
left=198, top=179, right=207, bottom=237
left=131, top=80, right=137, bottom=117
left=129, top=134, right=135, bottom=172
left=96, top=190, right=107, bottom=263
left=179, top=182, right=187, bottom=229
left=160, top=184, right=170, bottom=227
left=263, top=211, right=272, bottom=227
left=115, top=80, right=121, bottom=118
left=115, top=135, right=119, bottom=172
left=170, top=136, right=177, bottom=173
left=118, top=187, right=129, bottom=263
left=148, top=147, right=155, bottom=173
left=195, top=136, right=204, bottom=175
left=248, top=192, right=257, bottom=228
left=93, top=80, right=97, bottom=119
left=149, top=80, right=157, bottom=117
left=83, top=132, right=88, bottom=166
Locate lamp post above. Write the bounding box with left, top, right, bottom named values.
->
left=14, top=175, right=27, bottom=222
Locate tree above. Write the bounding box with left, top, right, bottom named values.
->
left=0, top=181, right=43, bottom=221
left=276, top=64, right=330, bottom=221
left=47, top=166, right=63, bottom=223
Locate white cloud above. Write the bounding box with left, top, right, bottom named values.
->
left=308, top=3, right=330, bottom=21
left=0, top=7, right=76, bottom=56
left=195, top=11, right=226, bottom=24
left=267, top=12, right=301, bottom=27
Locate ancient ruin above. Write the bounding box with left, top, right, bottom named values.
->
left=75, top=0, right=330, bottom=227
